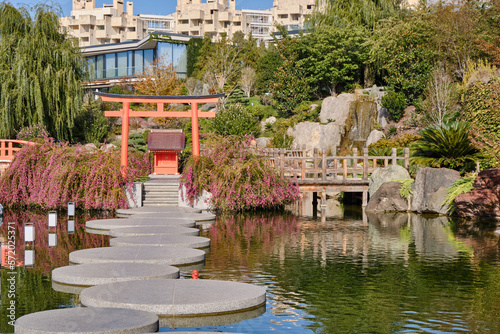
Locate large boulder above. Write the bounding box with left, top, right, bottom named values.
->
left=319, top=93, right=355, bottom=125
left=369, top=165, right=410, bottom=197
left=366, top=182, right=409, bottom=212
left=365, top=130, right=384, bottom=147
left=411, top=167, right=461, bottom=214
left=287, top=122, right=343, bottom=154
left=455, top=169, right=500, bottom=219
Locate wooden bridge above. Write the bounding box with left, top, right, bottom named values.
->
left=0, top=140, right=36, bottom=175
left=261, top=147, right=410, bottom=206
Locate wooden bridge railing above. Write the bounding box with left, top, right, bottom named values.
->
left=260, top=147, right=410, bottom=183
left=0, top=140, right=36, bottom=161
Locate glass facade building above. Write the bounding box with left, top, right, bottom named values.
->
left=86, top=41, right=187, bottom=81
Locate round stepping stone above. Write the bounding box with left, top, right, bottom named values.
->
left=86, top=217, right=195, bottom=235
left=118, top=212, right=216, bottom=222
left=15, top=307, right=158, bottom=334
left=69, top=246, right=205, bottom=266
left=116, top=207, right=202, bottom=216
left=158, top=305, right=265, bottom=328
left=80, top=279, right=266, bottom=316
left=110, top=235, right=210, bottom=249
left=109, top=226, right=200, bottom=238
left=52, top=263, right=179, bottom=294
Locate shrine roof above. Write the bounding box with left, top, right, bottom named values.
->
left=147, top=130, right=186, bottom=152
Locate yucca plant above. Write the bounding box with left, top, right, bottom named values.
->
left=410, top=120, right=481, bottom=173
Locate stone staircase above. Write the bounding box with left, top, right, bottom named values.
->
left=142, top=177, right=179, bottom=207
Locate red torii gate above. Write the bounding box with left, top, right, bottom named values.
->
left=95, top=92, right=224, bottom=175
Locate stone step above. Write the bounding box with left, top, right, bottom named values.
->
left=142, top=201, right=178, bottom=205
left=143, top=194, right=178, bottom=198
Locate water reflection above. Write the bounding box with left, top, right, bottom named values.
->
left=0, top=210, right=110, bottom=333
left=0, top=207, right=498, bottom=334
left=197, top=210, right=500, bottom=334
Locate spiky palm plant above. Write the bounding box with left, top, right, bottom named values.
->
left=410, top=120, right=481, bottom=173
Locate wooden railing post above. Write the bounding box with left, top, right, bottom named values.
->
left=343, top=158, right=347, bottom=181
left=353, top=148, right=358, bottom=178
left=313, top=148, right=319, bottom=180
left=363, top=147, right=369, bottom=180
left=392, top=148, right=397, bottom=166
left=301, top=145, right=306, bottom=180
left=404, top=147, right=409, bottom=170
left=322, top=148, right=326, bottom=181
left=279, top=148, right=285, bottom=170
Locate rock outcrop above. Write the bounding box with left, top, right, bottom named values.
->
left=365, top=130, right=384, bottom=147
left=455, top=169, right=500, bottom=219
left=368, top=165, right=410, bottom=197
left=288, top=122, right=342, bottom=153
left=366, top=182, right=409, bottom=212
left=411, top=167, right=461, bottom=215
left=319, top=94, right=355, bottom=125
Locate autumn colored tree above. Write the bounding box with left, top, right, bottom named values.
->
left=134, top=57, right=182, bottom=96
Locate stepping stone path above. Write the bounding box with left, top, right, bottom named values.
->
left=109, top=226, right=200, bottom=238
left=69, top=246, right=205, bottom=266
left=110, top=235, right=210, bottom=249
left=81, top=279, right=266, bottom=316
left=52, top=263, right=179, bottom=294
left=22, top=208, right=267, bottom=333
left=15, top=307, right=158, bottom=334
left=86, top=217, right=196, bottom=235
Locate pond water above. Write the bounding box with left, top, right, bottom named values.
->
left=0, top=207, right=499, bottom=334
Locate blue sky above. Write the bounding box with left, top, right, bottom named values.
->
left=8, top=0, right=274, bottom=16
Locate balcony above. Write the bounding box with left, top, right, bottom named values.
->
left=78, top=15, right=96, bottom=25
left=96, top=30, right=108, bottom=39
left=188, top=10, right=204, bottom=20
left=111, top=17, right=125, bottom=27
left=204, top=23, right=216, bottom=32
left=218, top=11, right=230, bottom=22
left=176, top=22, right=190, bottom=31
left=126, top=31, right=139, bottom=40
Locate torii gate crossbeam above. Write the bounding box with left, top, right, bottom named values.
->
left=95, top=92, right=224, bottom=176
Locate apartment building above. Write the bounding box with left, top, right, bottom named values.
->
left=272, top=0, right=316, bottom=31
left=61, top=0, right=317, bottom=47
left=60, top=0, right=173, bottom=46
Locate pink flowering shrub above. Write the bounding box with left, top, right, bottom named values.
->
left=180, top=135, right=300, bottom=211
left=0, top=140, right=150, bottom=210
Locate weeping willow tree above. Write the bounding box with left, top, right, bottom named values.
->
left=0, top=2, right=84, bottom=140
left=310, top=0, right=403, bottom=29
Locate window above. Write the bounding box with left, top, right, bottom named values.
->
left=307, top=5, right=313, bottom=9
left=105, top=53, right=116, bottom=77
left=134, top=50, right=143, bottom=75
left=144, top=49, right=154, bottom=69
left=117, top=52, right=127, bottom=77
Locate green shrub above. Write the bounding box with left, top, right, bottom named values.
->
left=227, top=87, right=249, bottom=105
left=442, top=174, right=476, bottom=213
left=382, top=89, right=407, bottom=122
left=210, top=103, right=260, bottom=137
left=410, top=120, right=482, bottom=173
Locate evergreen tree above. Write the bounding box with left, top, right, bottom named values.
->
left=0, top=3, right=84, bottom=140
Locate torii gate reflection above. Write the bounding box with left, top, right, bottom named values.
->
left=95, top=92, right=224, bottom=176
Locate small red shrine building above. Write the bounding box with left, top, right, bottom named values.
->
left=147, top=129, right=185, bottom=175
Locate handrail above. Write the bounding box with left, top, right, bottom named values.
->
left=260, top=147, right=410, bottom=182
left=0, top=140, right=36, bottom=161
